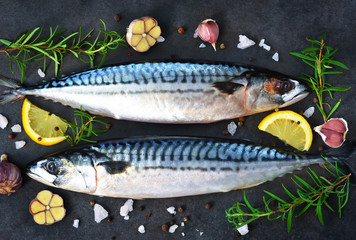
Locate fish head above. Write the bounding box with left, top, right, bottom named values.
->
left=245, top=72, right=309, bottom=112
left=27, top=151, right=97, bottom=194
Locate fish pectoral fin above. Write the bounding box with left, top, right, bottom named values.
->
left=211, top=80, right=245, bottom=95
left=96, top=161, right=131, bottom=174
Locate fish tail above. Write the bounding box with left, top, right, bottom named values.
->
left=0, top=75, right=24, bottom=104
left=322, top=142, right=356, bottom=184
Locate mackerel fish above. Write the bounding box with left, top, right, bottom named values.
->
left=26, top=137, right=346, bottom=199
left=0, top=62, right=308, bottom=123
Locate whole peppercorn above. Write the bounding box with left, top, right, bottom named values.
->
left=205, top=203, right=212, bottom=209
left=313, top=97, right=318, bottom=103
left=183, top=216, right=189, bottom=222
left=220, top=43, right=226, bottom=49
left=177, top=27, right=185, bottom=34
left=222, top=129, right=229, bottom=135
left=162, top=224, right=169, bottom=232
left=8, top=133, right=15, bottom=139
left=114, top=14, right=120, bottom=22
left=178, top=207, right=184, bottom=213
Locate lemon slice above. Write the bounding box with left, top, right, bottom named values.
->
left=258, top=110, right=313, bottom=151
left=22, top=98, right=68, bottom=146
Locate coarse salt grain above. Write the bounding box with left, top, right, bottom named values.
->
left=15, top=140, right=26, bottom=149
left=181, top=222, right=184, bottom=227
left=138, top=225, right=145, bottom=234
left=303, top=107, right=315, bottom=118
left=259, top=39, right=271, bottom=51
left=157, top=36, right=165, bottom=43
left=182, top=232, right=185, bottom=236
left=0, top=114, right=8, bottom=129
left=237, top=223, right=249, bottom=235
left=200, top=232, right=204, bottom=236
left=93, top=203, right=108, bottom=223
left=11, top=124, right=21, bottom=133
left=73, top=219, right=79, bottom=228
left=227, top=121, right=237, bottom=136
left=120, top=199, right=134, bottom=220
left=169, top=224, right=178, bottom=233
left=199, top=43, right=206, bottom=48
left=167, top=206, right=176, bottom=215
left=237, top=35, right=255, bottom=49
left=272, top=52, right=279, bottom=62
left=37, top=68, right=46, bottom=78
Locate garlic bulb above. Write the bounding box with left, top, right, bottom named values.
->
left=0, top=154, right=23, bottom=195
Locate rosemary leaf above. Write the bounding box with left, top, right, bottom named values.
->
left=290, top=34, right=350, bottom=122
left=0, top=19, right=127, bottom=83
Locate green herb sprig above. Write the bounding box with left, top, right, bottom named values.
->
left=290, top=34, right=350, bottom=123
left=226, top=158, right=350, bottom=232
left=61, top=107, right=110, bottom=146
left=0, top=19, right=128, bottom=83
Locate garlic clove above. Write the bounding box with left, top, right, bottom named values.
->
left=196, top=19, right=219, bottom=51
left=314, top=118, right=348, bottom=148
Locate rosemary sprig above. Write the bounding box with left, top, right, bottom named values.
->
left=226, top=158, right=350, bottom=233
left=290, top=34, right=350, bottom=123
left=0, top=19, right=128, bottom=83
left=61, top=107, right=110, bottom=146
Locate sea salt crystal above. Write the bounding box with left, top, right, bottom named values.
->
left=181, top=222, right=184, bottom=227
left=157, top=36, right=165, bottom=43
left=200, top=232, right=204, bottom=236
left=303, top=107, right=315, bottom=118
left=182, top=232, right=185, bottom=236
left=272, top=52, right=279, bottom=62
left=227, top=121, right=237, bottom=136
left=167, top=206, right=176, bottom=215
left=258, top=39, right=271, bottom=51
left=120, top=199, right=134, bottom=220
left=37, top=68, right=46, bottom=78
left=11, top=124, right=21, bottom=133
left=73, top=219, right=79, bottom=228
left=138, top=225, right=145, bottom=234
left=93, top=203, right=108, bottom=223
left=237, top=35, right=255, bottom=49
left=0, top=114, right=8, bottom=129
left=15, top=140, right=26, bottom=149
left=169, top=224, right=178, bottom=233
left=199, top=43, right=206, bottom=48
left=237, top=223, right=249, bottom=235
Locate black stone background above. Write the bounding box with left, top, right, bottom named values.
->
left=0, top=0, right=355, bottom=239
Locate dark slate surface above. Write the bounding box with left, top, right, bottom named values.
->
left=0, top=0, right=355, bottom=239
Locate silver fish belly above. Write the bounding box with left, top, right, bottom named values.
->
left=3, top=62, right=308, bottom=123
left=27, top=137, right=324, bottom=198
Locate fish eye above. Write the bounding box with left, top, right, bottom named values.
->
left=278, top=81, right=294, bottom=94
left=46, top=161, right=59, bottom=175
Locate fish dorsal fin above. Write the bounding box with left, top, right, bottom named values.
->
left=96, top=161, right=131, bottom=174
left=212, top=78, right=247, bottom=94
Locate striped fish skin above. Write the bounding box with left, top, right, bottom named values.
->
left=6, top=62, right=308, bottom=123
left=26, top=137, right=326, bottom=198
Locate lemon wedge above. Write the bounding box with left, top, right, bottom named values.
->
left=258, top=110, right=313, bottom=151
left=22, top=98, right=68, bottom=146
